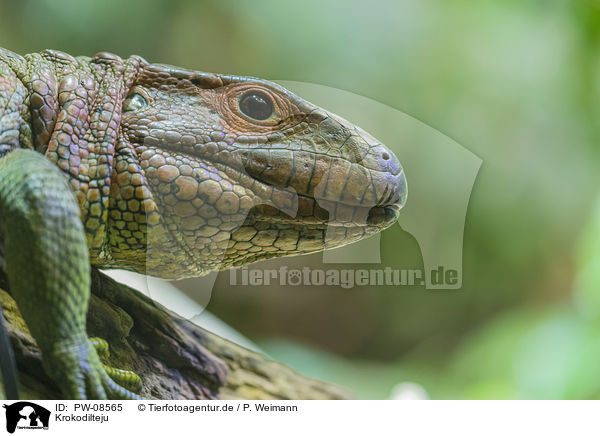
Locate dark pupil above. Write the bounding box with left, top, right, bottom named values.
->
left=239, top=91, right=273, bottom=120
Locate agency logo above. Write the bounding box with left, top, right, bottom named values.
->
left=2, top=402, right=50, bottom=433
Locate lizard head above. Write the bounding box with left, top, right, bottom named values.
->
left=116, top=60, right=407, bottom=277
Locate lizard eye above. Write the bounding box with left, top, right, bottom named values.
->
left=239, top=91, right=274, bottom=121
left=123, top=93, right=147, bottom=112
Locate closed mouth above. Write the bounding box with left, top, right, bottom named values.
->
left=245, top=193, right=402, bottom=230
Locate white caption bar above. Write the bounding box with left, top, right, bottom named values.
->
left=0, top=400, right=596, bottom=436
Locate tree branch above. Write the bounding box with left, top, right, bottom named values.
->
left=0, top=267, right=350, bottom=400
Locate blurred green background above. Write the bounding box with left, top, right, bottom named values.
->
left=2, top=0, right=599, bottom=399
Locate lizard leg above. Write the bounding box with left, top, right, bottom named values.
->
left=89, top=337, right=142, bottom=393
left=0, top=149, right=142, bottom=399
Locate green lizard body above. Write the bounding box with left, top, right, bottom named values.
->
left=0, top=48, right=406, bottom=399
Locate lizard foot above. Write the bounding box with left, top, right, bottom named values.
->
left=43, top=334, right=143, bottom=399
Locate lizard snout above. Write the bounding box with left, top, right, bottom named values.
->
left=356, top=136, right=407, bottom=228
left=319, top=115, right=407, bottom=227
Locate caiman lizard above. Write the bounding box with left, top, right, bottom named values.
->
left=0, top=48, right=406, bottom=399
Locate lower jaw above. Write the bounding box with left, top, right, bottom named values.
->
left=241, top=215, right=398, bottom=233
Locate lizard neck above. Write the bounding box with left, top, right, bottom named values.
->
left=5, top=49, right=143, bottom=263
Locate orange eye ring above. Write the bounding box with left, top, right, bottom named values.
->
left=218, top=83, right=296, bottom=133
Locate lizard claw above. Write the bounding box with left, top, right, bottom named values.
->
left=43, top=335, right=143, bottom=400
left=90, top=337, right=143, bottom=394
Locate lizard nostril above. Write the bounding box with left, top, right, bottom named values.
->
left=381, top=152, right=390, bottom=161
